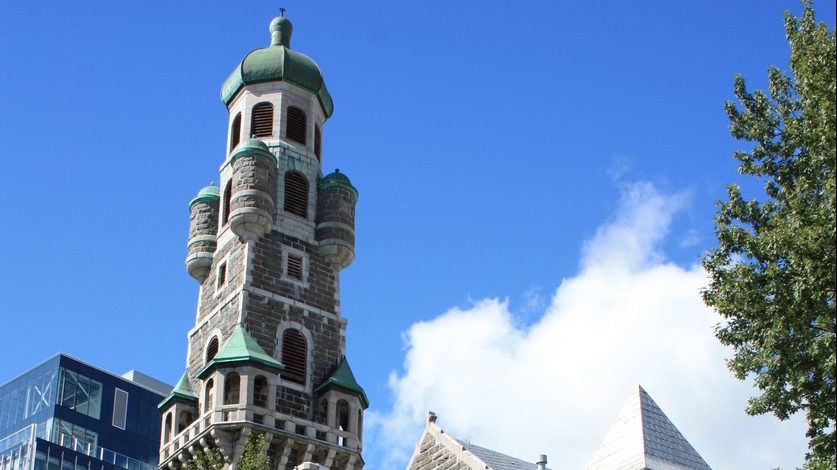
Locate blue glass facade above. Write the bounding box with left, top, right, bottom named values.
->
left=0, top=355, right=165, bottom=470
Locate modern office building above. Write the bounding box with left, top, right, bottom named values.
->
left=0, top=354, right=170, bottom=470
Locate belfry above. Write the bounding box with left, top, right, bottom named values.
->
left=158, top=13, right=367, bottom=470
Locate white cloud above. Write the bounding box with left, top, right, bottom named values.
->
left=365, top=181, right=808, bottom=469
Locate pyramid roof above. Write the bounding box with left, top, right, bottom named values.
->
left=316, top=358, right=369, bottom=409
left=158, top=372, right=197, bottom=409
left=195, top=326, right=284, bottom=379
left=587, top=385, right=711, bottom=470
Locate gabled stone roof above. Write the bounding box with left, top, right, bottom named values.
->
left=455, top=440, right=540, bottom=470
left=406, top=412, right=545, bottom=470
left=587, top=385, right=711, bottom=470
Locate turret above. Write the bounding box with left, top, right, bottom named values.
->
left=316, top=170, right=358, bottom=269
left=227, top=139, right=277, bottom=242
left=186, top=184, right=220, bottom=282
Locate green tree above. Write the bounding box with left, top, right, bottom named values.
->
left=183, top=447, right=223, bottom=470
left=237, top=432, right=270, bottom=470
left=702, top=3, right=835, bottom=467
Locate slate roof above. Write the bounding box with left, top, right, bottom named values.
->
left=587, top=385, right=711, bottom=470
left=456, top=440, right=541, bottom=470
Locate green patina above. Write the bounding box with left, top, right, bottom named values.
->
left=228, top=138, right=278, bottom=166
left=318, top=170, right=358, bottom=201
left=196, top=326, right=284, bottom=380
left=220, top=16, right=333, bottom=118
left=316, top=358, right=369, bottom=409
left=188, top=184, right=220, bottom=209
left=158, top=373, right=197, bottom=409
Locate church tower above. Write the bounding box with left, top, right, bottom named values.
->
left=158, top=13, right=367, bottom=470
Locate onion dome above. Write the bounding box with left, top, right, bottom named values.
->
left=188, top=183, right=220, bottom=208
left=220, top=16, right=333, bottom=118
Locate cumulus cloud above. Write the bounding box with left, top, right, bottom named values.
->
left=365, top=181, right=808, bottom=469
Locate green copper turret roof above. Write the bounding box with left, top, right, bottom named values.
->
left=158, top=373, right=197, bottom=409
left=220, top=16, right=333, bottom=118
left=316, top=358, right=369, bottom=409
left=196, top=326, right=284, bottom=379
left=318, top=169, right=358, bottom=200
left=229, top=138, right=278, bottom=166
left=188, top=183, right=220, bottom=209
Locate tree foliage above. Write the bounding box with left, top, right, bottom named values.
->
left=702, top=3, right=835, bottom=467
left=237, top=432, right=270, bottom=470
left=183, top=446, right=223, bottom=470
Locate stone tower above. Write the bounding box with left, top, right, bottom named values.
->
left=159, top=13, right=367, bottom=470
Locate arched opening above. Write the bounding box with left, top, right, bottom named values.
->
left=223, top=372, right=240, bottom=405
left=336, top=399, right=349, bottom=446
left=314, top=125, right=322, bottom=163
left=177, top=410, right=194, bottom=433
left=229, top=113, right=242, bottom=151
left=205, top=337, right=220, bottom=364
left=221, top=180, right=232, bottom=226
left=163, top=413, right=172, bottom=442
left=285, top=106, right=307, bottom=144
left=283, top=171, right=308, bottom=218
left=251, top=102, right=274, bottom=137
left=253, top=375, right=268, bottom=408
left=204, top=379, right=215, bottom=413
left=281, top=329, right=307, bottom=384
left=357, top=409, right=363, bottom=442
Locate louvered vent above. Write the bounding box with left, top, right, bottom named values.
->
left=251, top=103, right=274, bottom=137
left=230, top=113, right=242, bottom=151
left=284, top=172, right=308, bottom=218
left=287, top=254, right=303, bottom=281
left=222, top=180, right=232, bottom=226
left=286, top=106, right=307, bottom=144
left=206, top=337, right=219, bottom=363
left=282, top=329, right=307, bottom=384
left=314, top=125, right=322, bottom=162
left=112, top=389, right=128, bottom=430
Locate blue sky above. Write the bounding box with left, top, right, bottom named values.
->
left=1, top=1, right=834, bottom=469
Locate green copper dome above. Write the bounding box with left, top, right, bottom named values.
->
left=220, top=16, right=334, bottom=118
left=229, top=138, right=277, bottom=166
left=188, top=183, right=220, bottom=208
left=318, top=169, right=358, bottom=200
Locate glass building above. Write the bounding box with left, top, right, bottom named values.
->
left=0, top=355, right=170, bottom=470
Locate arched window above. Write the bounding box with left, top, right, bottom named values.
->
left=314, top=124, right=322, bottom=163
left=251, top=102, right=274, bottom=137
left=285, top=106, right=307, bottom=144
left=253, top=376, right=268, bottom=408
left=204, top=379, right=214, bottom=413
left=281, top=329, right=307, bottom=384
left=164, top=413, right=172, bottom=442
left=205, top=337, right=219, bottom=364
left=177, top=410, right=193, bottom=433
left=284, top=171, right=308, bottom=218
left=337, top=399, right=350, bottom=446
left=221, top=180, right=232, bottom=226
left=223, top=372, right=240, bottom=405
left=229, top=113, right=242, bottom=151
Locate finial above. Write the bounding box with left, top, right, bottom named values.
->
left=427, top=411, right=437, bottom=423
left=279, top=7, right=285, bottom=17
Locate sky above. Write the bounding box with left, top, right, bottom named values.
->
left=0, top=1, right=834, bottom=469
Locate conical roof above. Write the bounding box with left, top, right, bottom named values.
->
left=195, top=326, right=284, bottom=379
left=316, top=357, right=369, bottom=409
left=587, top=385, right=711, bottom=470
